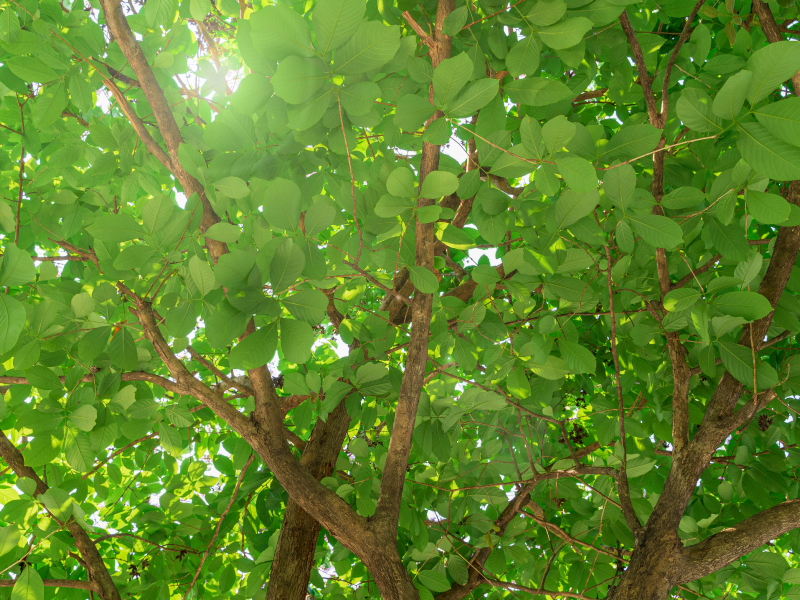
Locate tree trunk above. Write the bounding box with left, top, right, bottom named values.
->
left=264, top=401, right=352, bottom=600
left=611, top=531, right=682, bottom=600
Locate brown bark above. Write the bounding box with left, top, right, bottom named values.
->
left=264, top=402, right=351, bottom=600
left=98, top=0, right=227, bottom=263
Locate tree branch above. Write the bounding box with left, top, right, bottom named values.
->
left=619, top=11, right=659, bottom=123
left=0, top=579, right=99, bottom=591
left=680, top=499, right=800, bottom=582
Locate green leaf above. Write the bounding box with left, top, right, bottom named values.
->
left=0, top=295, right=24, bottom=353
left=553, top=189, right=599, bottom=230
left=712, top=70, right=752, bottom=120
left=433, top=53, right=473, bottom=106
left=108, top=329, right=138, bottom=371
left=14, top=341, right=39, bottom=371
left=375, top=194, right=416, bottom=217
left=448, top=78, right=499, bottom=117
left=65, top=430, right=94, bottom=472
left=270, top=238, right=306, bottom=293
left=677, top=88, right=723, bottom=132
left=263, top=178, right=302, bottom=231
left=0, top=9, right=20, bottom=44
left=145, top=0, right=173, bottom=27
left=708, top=219, right=750, bottom=261
left=204, top=222, right=242, bottom=242
left=537, top=17, right=593, bottom=50
left=712, top=291, right=772, bottom=321
left=6, top=57, right=59, bottom=83
left=603, top=163, right=636, bottom=210
left=664, top=288, right=701, bottom=312
left=506, top=36, right=540, bottom=77
left=25, top=366, right=62, bottom=390
left=442, top=5, right=468, bottom=35
left=158, top=422, right=184, bottom=457
left=68, top=405, right=97, bottom=432
left=0, top=243, right=35, bottom=287
left=602, top=124, right=661, bottom=160
left=189, top=256, right=217, bottom=296
left=753, top=96, right=800, bottom=147
left=558, top=340, right=595, bottom=374
left=718, top=341, right=779, bottom=389
left=304, top=201, right=336, bottom=238
left=250, top=5, right=316, bottom=60
left=420, top=171, right=458, bottom=198
left=333, top=21, right=401, bottom=75
left=505, top=77, right=573, bottom=106
left=417, top=570, right=451, bottom=593
left=394, top=93, right=436, bottom=130
left=11, top=562, right=43, bottom=600
left=113, top=245, right=159, bottom=271
left=284, top=289, right=328, bottom=324
left=312, top=0, right=366, bottom=54
left=529, top=355, right=571, bottom=379
left=340, top=81, right=380, bottom=116
left=554, top=156, right=597, bottom=192
left=79, top=327, right=111, bottom=362
left=746, top=190, right=791, bottom=224
left=737, top=122, right=800, bottom=181
left=387, top=167, right=417, bottom=197
left=213, top=176, right=249, bottom=199
left=0, top=526, right=20, bottom=557
left=408, top=265, right=439, bottom=293
left=524, top=0, right=567, bottom=26
left=87, top=214, right=145, bottom=244
left=627, top=214, right=683, bottom=249
left=662, top=187, right=705, bottom=210
left=280, top=318, right=315, bottom=364
left=745, top=41, right=800, bottom=104
left=272, top=56, right=327, bottom=105
left=230, top=322, right=278, bottom=370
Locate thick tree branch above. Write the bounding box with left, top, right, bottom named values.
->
left=619, top=11, right=659, bottom=123
left=0, top=579, right=99, bottom=591
left=680, top=499, right=800, bottom=582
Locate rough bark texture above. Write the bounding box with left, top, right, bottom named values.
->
left=264, top=402, right=351, bottom=600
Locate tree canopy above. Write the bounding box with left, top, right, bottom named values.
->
left=1, top=0, right=800, bottom=598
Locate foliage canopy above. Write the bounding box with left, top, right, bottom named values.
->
left=0, top=0, right=799, bottom=599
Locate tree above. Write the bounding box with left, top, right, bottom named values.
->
left=1, top=0, right=800, bottom=597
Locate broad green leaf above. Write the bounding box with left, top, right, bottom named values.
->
left=554, top=156, right=597, bottom=192
left=738, top=122, right=800, bottom=181
left=312, top=0, right=366, bottom=54
left=189, top=256, right=217, bottom=296
left=0, top=294, right=24, bottom=353
left=108, top=329, right=138, bottom=371
left=712, top=291, right=772, bottom=321
left=537, top=18, right=593, bottom=50
left=11, top=563, right=43, bottom=600
left=745, top=41, right=800, bottom=104
left=417, top=570, right=450, bottom=593
left=558, top=340, right=595, bottom=374
left=506, top=36, right=540, bottom=77
left=270, top=238, right=306, bottom=293
left=505, top=77, right=573, bottom=106
left=272, top=56, right=327, bottom=105
left=68, top=405, right=98, bottom=432
left=408, top=266, right=439, bottom=293
left=677, top=88, right=723, bottom=132
left=712, top=70, right=752, bottom=120
left=0, top=243, right=35, bottom=288
left=87, top=214, right=145, bottom=244
left=753, top=97, right=800, bottom=147
left=448, top=79, right=499, bottom=117
left=340, top=81, right=380, bottom=116
left=284, top=289, right=328, bottom=324
left=664, top=288, right=701, bottom=312
left=262, top=178, right=301, bottom=231
left=627, top=214, right=683, bottom=249
left=662, top=187, right=705, bottom=210
left=433, top=53, right=473, bottom=107
left=230, top=322, right=279, bottom=370
left=553, top=189, right=599, bottom=230
left=204, top=222, right=242, bottom=242
left=280, top=318, right=315, bottom=364
left=420, top=171, right=458, bottom=198
left=333, top=21, right=401, bottom=75
left=387, top=167, right=417, bottom=198
left=746, top=190, right=791, bottom=224
left=524, top=0, right=567, bottom=26
left=708, top=220, right=750, bottom=261
left=0, top=526, right=20, bottom=557
left=602, top=124, right=661, bottom=160
left=250, top=5, right=316, bottom=60
left=214, top=176, right=249, bottom=199
left=395, top=93, right=437, bottom=129
left=0, top=9, right=20, bottom=44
